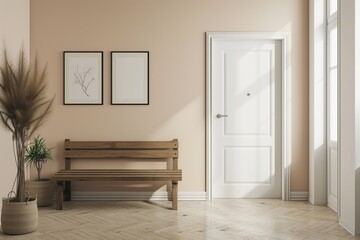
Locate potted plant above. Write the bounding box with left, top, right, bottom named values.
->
left=25, top=136, right=55, bottom=207
left=0, top=49, right=54, bottom=235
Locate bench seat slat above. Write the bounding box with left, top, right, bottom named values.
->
left=54, top=170, right=181, bottom=174
left=66, top=141, right=178, bottom=149
left=53, top=170, right=182, bottom=180
left=65, top=150, right=178, bottom=159
left=55, top=177, right=181, bottom=181
left=55, top=174, right=181, bottom=177
left=54, top=170, right=181, bottom=181
left=55, top=169, right=180, bottom=173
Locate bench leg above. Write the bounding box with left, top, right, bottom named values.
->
left=171, top=182, right=178, bottom=210
left=56, top=182, right=64, bottom=210
left=166, top=159, right=172, bottom=199
left=64, top=181, right=71, bottom=201
left=167, top=180, right=172, bottom=201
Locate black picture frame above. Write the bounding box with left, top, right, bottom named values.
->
left=111, top=51, right=149, bottom=105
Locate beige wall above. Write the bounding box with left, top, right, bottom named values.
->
left=30, top=0, right=309, bottom=192
left=0, top=0, right=30, bottom=209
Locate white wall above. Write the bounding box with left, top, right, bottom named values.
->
left=309, top=0, right=327, bottom=205
left=339, top=0, right=360, bottom=235
left=355, top=0, right=360, bottom=235
left=0, top=0, right=30, bottom=220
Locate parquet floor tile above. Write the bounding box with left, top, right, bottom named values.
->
left=0, top=199, right=359, bottom=239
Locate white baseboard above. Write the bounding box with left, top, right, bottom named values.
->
left=72, top=191, right=207, bottom=201
left=339, top=221, right=356, bottom=237
left=64, top=191, right=308, bottom=201
left=290, top=191, right=309, bottom=201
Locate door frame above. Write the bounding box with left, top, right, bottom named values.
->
left=206, top=32, right=291, bottom=201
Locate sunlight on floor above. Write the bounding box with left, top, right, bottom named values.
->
left=0, top=199, right=357, bottom=240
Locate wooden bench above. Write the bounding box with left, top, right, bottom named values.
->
left=53, top=139, right=182, bottom=210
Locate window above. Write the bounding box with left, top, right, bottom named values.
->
left=327, top=0, right=337, bottom=142
left=329, top=0, right=337, bottom=16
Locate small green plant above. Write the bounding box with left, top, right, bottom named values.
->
left=25, top=136, right=52, bottom=181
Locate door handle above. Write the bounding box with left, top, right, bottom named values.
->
left=216, top=114, right=229, bottom=118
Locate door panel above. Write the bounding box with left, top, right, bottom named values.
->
left=224, top=50, right=272, bottom=136
left=328, top=147, right=337, bottom=211
left=212, top=39, right=281, bottom=198
left=224, top=147, right=271, bottom=184
left=330, top=149, right=338, bottom=195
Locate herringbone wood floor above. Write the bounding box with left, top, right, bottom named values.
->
left=0, top=199, right=358, bottom=240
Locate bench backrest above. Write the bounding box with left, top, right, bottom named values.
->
left=64, top=139, right=179, bottom=170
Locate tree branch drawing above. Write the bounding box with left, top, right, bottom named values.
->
left=73, top=65, right=94, bottom=97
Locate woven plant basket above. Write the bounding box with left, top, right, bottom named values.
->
left=1, top=194, right=38, bottom=235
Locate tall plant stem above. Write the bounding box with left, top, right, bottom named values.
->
left=15, top=131, right=26, bottom=202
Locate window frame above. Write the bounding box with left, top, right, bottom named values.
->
left=326, top=0, right=338, bottom=148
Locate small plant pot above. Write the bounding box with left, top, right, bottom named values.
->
left=25, top=179, right=55, bottom=207
left=1, top=197, right=38, bottom=235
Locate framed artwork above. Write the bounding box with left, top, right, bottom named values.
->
left=63, top=51, right=103, bottom=105
left=111, top=51, right=149, bottom=105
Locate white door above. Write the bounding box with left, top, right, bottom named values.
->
left=212, top=38, right=282, bottom=198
